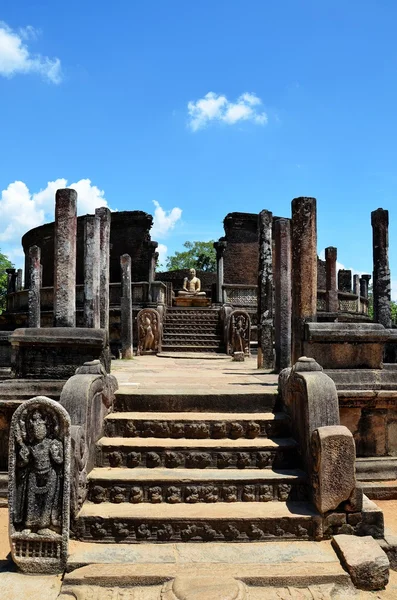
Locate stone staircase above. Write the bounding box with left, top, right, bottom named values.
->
left=75, top=387, right=324, bottom=543
left=161, top=307, right=224, bottom=353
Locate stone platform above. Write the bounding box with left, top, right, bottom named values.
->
left=173, top=297, right=211, bottom=307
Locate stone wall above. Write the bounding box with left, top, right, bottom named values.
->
left=222, top=212, right=259, bottom=285
left=22, top=211, right=155, bottom=287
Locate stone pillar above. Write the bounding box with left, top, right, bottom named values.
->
left=257, top=210, right=273, bottom=369
left=148, top=242, right=158, bottom=284
left=53, top=189, right=77, bottom=327
left=353, top=274, right=361, bottom=313
left=28, top=246, right=41, bottom=328
left=16, top=269, right=23, bottom=291
left=291, top=197, right=318, bottom=364
left=274, top=218, right=291, bottom=371
left=325, top=247, right=338, bottom=313
left=95, top=207, right=111, bottom=333
left=360, top=274, right=371, bottom=299
left=338, top=270, right=352, bottom=293
left=83, top=215, right=100, bottom=328
left=372, top=208, right=392, bottom=328
left=6, top=268, right=17, bottom=295
left=120, top=254, right=133, bottom=358
left=214, top=241, right=227, bottom=303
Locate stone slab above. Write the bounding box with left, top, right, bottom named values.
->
left=332, top=533, right=389, bottom=590
left=0, top=570, right=62, bottom=600
left=173, top=298, right=211, bottom=307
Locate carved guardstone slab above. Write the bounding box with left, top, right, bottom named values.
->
left=137, top=308, right=161, bottom=355
left=227, top=309, right=251, bottom=357
left=8, top=396, right=71, bottom=573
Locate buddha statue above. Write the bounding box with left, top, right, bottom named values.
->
left=177, top=268, right=206, bottom=297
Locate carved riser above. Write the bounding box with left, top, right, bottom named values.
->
left=98, top=448, right=298, bottom=470
left=76, top=516, right=321, bottom=543
left=88, top=480, right=309, bottom=504
left=104, top=419, right=290, bottom=439
left=162, top=340, right=222, bottom=347
left=161, top=347, right=223, bottom=353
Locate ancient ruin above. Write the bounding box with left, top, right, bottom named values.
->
left=0, top=189, right=397, bottom=596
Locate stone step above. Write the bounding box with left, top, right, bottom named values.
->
left=87, top=467, right=309, bottom=504
left=359, top=479, right=397, bottom=500
left=75, top=500, right=322, bottom=543
left=114, top=390, right=278, bottom=413
left=161, top=345, right=224, bottom=353
left=96, top=436, right=299, bottom=470
left=162, top=332, right=221, bottom=338
left=104, top=411, right=290, bottom=439
left=162, top=340, right=222, bottom=348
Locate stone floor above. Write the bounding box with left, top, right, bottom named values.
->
left=2, top=356, right=397, bottom=598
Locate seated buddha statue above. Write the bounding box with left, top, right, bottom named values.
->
left=177, top=268, right=206, bottom=296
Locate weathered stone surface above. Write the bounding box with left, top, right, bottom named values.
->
left=281, top=357, right=339, bottom=472
left=95, top=207, right=111, bottom=333
left=257, top=209, right=273, bottom=369
left=53, top=188, right=77, bottom=327
left=291, top=197, right=317, bottom=363
left=372, top=208, right=392, bottom=328
left=83, top=214, right=100, bottom=329
left=303, top=322, right=389, bottom=369
left=0, top=572, right=62, bottom=600
left=338, top=269, right=352, bottom=293
left=136, top=309, right=161, bottom=355
left=274, top=217, right=292, bottom=372
left=120, top=254, right=133, bottom=359
left=162, top=576, right=247, bottom=600
left=332, top=534, right=389, bottom=590
left=214, top=241, right=227, bottom=303
left=8, top=396, right=71, bottom=573
left=311, top=426, right=356, bottom=514
left=28, top=245, right=41, bottom=328
left=9, top=327, right=106, bottom=379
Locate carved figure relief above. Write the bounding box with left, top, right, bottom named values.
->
left=227, top=310, right=251, bottom=356
left=8, top=396, right=71, bottom=573
left=136, top=308, right=161, bottom=355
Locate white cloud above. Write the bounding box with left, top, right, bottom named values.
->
left=187, top=92, right=268, bottom=131
left=151, top=200, right=182, bottom=238
left=0, top=21, right=61, bottom=83
left=0, top=178, right=109, bottom=267
left=156, top=243, right=168, bottom=268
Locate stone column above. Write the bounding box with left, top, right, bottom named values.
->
left=291, top=197, right=317, bottom=364
left=360, top=274, right=371, bottom=299
left=53, top=189, right=77, bottom=327
left=28, top=245, right=41, bottom=328
left=95, top=207, right=111, bottom=333
left=325, top=247, right=338, bottom=313
left=84, top=215, right=100, bottom=328
left=95, top=206, right=112, bottom=336
left=120, top=254, right=133, bottom=358
left=274, top=218, right=292, bottom=371
left=16, top=269, right=23, bottom=291
left=6, top=268, right=17, bottom=295
left=257, top=210, right=273, bottom=369
left=353, top=274, right=361, bottom=313
left=372, top=208, right=392, bottom=328
left=338, top=270, right=352, bottom=293
left=214, top=241, right=227, bottom=303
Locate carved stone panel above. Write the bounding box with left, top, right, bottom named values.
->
left=136, top=308, right=161, bottom=355
left=8, top=396, right=71, bottom=573
left=227, top=309, right=251, bottom=356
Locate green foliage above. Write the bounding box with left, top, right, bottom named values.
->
left=165, top=241, right=216, bottom=272
left=0, top=251, right=13, bottom=313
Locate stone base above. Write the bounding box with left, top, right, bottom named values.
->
left=173, top=297, right=211, bottom=307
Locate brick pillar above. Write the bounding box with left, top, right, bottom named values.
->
left=258, top=210, right=274, bottom=369
left=53, top=189, right=77, bottom=327
left=214, top=241, right=227, bottom=303
left=120, top=254, right=133, bottom=358
left=372, top=208, right=392, bottom=328
left=95, top=207, right=111, bottom=333
left=84, top=215, right=101, bottom=328
left=28, top=245, right=41, bottom=328
left=16, top=269, right=23, bottom=291
left=291, top=197, right=317, bottom=364
left=360, top=274, right=371, bottom=299
left=274, top=217, right=291, bottom=371
left=325, top=247, right=338, bottom=313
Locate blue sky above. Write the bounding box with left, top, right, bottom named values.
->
left=0, top=1, right=396, bottom=292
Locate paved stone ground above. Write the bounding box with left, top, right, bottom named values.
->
left=111, top=354, right=278, bottom=393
